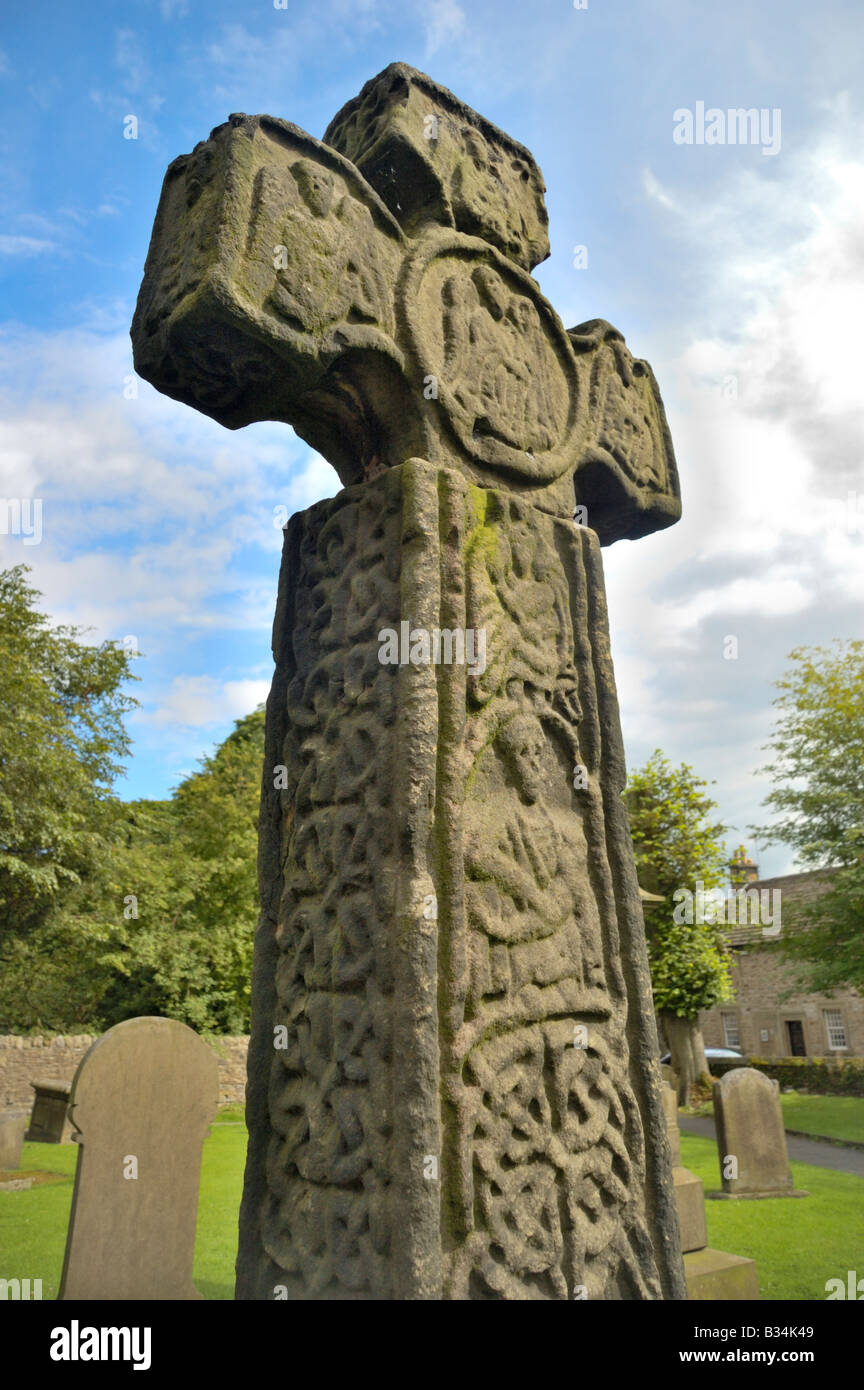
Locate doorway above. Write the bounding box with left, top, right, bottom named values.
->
left=786, top=1019, right=806, bottom=1056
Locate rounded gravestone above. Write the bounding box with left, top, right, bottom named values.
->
left=0, top=1108, right=29, bottom=1171
left=59, top=1017, right=220, bottom=1300
left=712, top=1067, right=808, bottom=1200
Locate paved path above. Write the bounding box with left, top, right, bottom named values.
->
left=678, top=1113, right=864, bottom=1177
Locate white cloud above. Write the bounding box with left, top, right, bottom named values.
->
left=641, top=167, right=678, bottom=212
left=619, top=121, right=864, bottom=605
left=139, top=675, right=270, bottom=729
left=606, top=107, right=864, bottom=870
left=114, top=28, right=148, bottom=95
left=0, top=314, right=339, bottom=657
left=423, top=0, right=467, bottom=55
left=280, top=454, right=341, bottom=515
left=0, top=235, right=55, bottom=257
left=669, top=574, right=811, bottom=633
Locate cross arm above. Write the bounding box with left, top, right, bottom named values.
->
left=131, top=69, right=682, bottom=548
left=131, top=113, right=424, bottom=483
left=568, top=320, right=682, bottom=546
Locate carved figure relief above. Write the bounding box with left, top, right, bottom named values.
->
left=438, top=495, right=661, bottom=1299
left=401, top=235, right=583, bottom=482
left=262, top=159, right=395, bottom=338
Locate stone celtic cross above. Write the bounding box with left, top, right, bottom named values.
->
left=132, top=63, right=685, bottom=1301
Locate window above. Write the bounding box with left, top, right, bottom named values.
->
left=722, top=1012, right=740, bottom=1048
left=824, top=1010, right=848, bottom=1050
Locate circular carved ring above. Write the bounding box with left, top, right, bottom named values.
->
left=398, top=229, right=585, bottom=483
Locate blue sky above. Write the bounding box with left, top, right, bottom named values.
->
left=1, top=0, right=862, bottom=875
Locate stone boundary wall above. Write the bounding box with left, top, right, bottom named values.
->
left=0, top=1034, right=250, bottom=1110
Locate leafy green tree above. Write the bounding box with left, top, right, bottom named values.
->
left=766, top=858, right=864, bottom=995
left=0, top=565, right=137, bottom=929
left=0, top=561, right=266, bottom=1032
left=625, top=750, right=732, bottom=1102
left=96, top=708, right=265, bottom=1032
left=752, top=641, right=864, bottom=993
left=0, top=566, right=137, bottom=1027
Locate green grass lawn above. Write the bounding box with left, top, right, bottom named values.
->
left=2, top=1102, right=861, bottom=1300
left=0, top=1106, right=247, bottom=1301
left=778, top=1093, right=864, bottom=1144
left=681, top=1131, right=864, bottom=1301
left=684, top=1092, right=864, bottom=1144
left=0, top=1140, right=78, bottom=1300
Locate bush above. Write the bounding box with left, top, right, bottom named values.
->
left=709, top=1056, right=864, bottom=1096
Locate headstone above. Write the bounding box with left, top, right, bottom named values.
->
left=660, top=1063, right=679, bottom=1092
left=711, top=1067, right=808, bottom=1200
left=58, top=1017, right=219, bottom=1301
left=0, top=1107, right=29, bottom=1169
left=660, top=1081, right=758, bottom=1299
left=25, top=1080, right=72, bottom=1143
left=132, top=63, right=687, bottom=1301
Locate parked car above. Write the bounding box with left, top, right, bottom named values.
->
left=659, top=1047, right=744, bottom=1064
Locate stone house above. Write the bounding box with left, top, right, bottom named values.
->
left=699, top=867, right=864, bottom=1059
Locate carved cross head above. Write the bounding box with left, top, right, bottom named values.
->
left=132, top=63, right=680, bottom=543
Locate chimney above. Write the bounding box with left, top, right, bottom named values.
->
left=729, top=844, right=758, bottom=888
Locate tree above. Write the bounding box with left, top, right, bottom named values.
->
left=95, top=707, right=265, bottom=1033
left=0, top=562, right=265, bottom=1032
left=625, top=750, right=732, bottom=1103
left=2, top=708, right=266, bottom=1034
left=752, top=641, right=864, bottom=993
left=766, top=857, right=864, bottom=995
left=0, top=566, right=137, bottom=1024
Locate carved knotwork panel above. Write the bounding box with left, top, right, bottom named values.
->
left=251, top=463, right=667, bottom=1300
left=247, top=136, right=401, bottom=351
left=436, top=486, right=662, bottom=1299
left=263, top=472, right=403, bottom=1299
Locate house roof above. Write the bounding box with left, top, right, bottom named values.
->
left=723, top=868, right=834, bottom=946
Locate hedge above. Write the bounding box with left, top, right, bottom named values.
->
left=709, top=1055, right=864, bottom=1096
